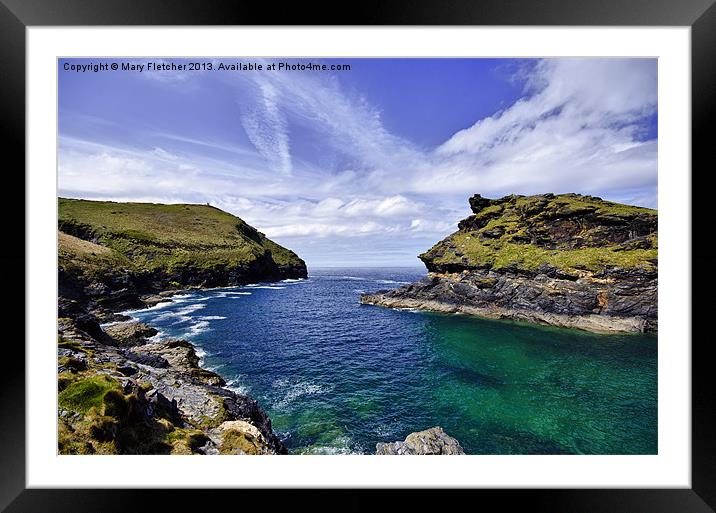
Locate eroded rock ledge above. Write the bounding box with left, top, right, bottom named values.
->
left=362, top=267, right=656, bottom=334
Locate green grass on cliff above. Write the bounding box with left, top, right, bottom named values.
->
left=421, top=193, right=658, bottom=274
left=58, top=198, right=304, bottom=277
left=58, top=374, right=122, bottom=414
left=430, top=232, right=658, bottom=273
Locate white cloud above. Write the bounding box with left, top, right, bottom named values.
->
left=423, top=59, right=657, bottom=199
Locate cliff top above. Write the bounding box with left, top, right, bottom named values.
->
left=58, top=197, right=305, bottom=279
left=420, top=193, right=657, bottom=274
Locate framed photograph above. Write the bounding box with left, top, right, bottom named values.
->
left=4, top=0, right=715, bottom=511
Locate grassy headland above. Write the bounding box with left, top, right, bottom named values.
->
left=58, top=197, right=306, bottom=295
left=420, top=193, right=657, bottom=275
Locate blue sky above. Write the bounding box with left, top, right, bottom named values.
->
left=58, top=58, right=657, bottom=267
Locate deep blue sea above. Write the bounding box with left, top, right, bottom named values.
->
left=128, top=267, right=657, bottom=455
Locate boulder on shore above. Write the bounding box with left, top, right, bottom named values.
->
left=104, top=321, right=158, bottom=346
left=376, top=427, right=464, bottom=455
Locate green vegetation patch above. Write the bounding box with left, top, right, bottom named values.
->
left=219, top=429, right=261, bottom=455
left=422, top=193, right=658, bottom=273
left=60, top=198, right=267, bottom=248
left=196, top=395, right=230, bottom=429
left=428, top=232, right=657, bottom=273
left=58, top=374, right=122, bottom=414
left=110, top=229, right=158, bottom=243
left=58, top=336, right=93, bottom=356
left=166, top=428, right=210, bottom=454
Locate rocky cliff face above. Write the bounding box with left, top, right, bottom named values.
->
left=58, top=315, right=286, bottom=454
left=57, top=198, right=305, bottom=454
left=362, top=193, right=657, bottom=334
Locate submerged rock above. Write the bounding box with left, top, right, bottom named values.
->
left=376, top=427, right=464, bottom=455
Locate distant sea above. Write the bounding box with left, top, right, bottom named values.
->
left=127, top=267, right=657, bottom=455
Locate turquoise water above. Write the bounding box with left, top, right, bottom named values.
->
left=129, top=267, right=657, bottom=454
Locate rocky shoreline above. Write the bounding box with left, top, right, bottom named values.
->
left=56, top=200, right=314, bottom=454
left=58, top=288, right=288, bottom=455
left=59, top=287, right=467, bottom=455
left=362, top=193, right=657, bottom=334
left=361, top=266, right=657, bottom=334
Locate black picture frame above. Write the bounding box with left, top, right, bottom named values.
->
left=2, top=1, right=714, bottom=511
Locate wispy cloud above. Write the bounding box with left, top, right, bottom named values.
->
left=240, top=81, right=293, bottom=175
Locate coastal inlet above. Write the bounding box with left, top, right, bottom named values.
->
left=128, top=267, right=657, bottom=455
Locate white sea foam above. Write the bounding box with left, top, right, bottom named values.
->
left=225, top=378, right=249, bottom=396
left=193, top=346, right=208, bottom=366
left=173, top=303, right=206, bottom=315
left=186, top=320, right=211, bottom=337
left=170, top=293, right=194, bottom=300
left=374, top=423, right=400, bottom=438
left=146, top=330, right=166, bottom=343
left=296, top=436, right=363, bottom=455
left=150, top=302, right=207, bottom=323
left=250, top=285, right=285, bottom=290
left=272, top=379, right=327, bottom=409
left=376, top=279, right=410, bottom=285
left=281, top=278, right=305, bottom=283
left=198, top=315, right=227, bottom=320
left=99, top=320, right=121, bottom=328
left=120, top=299, right=173, bottom=316
left=169, top=316, right=193, bottom=326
